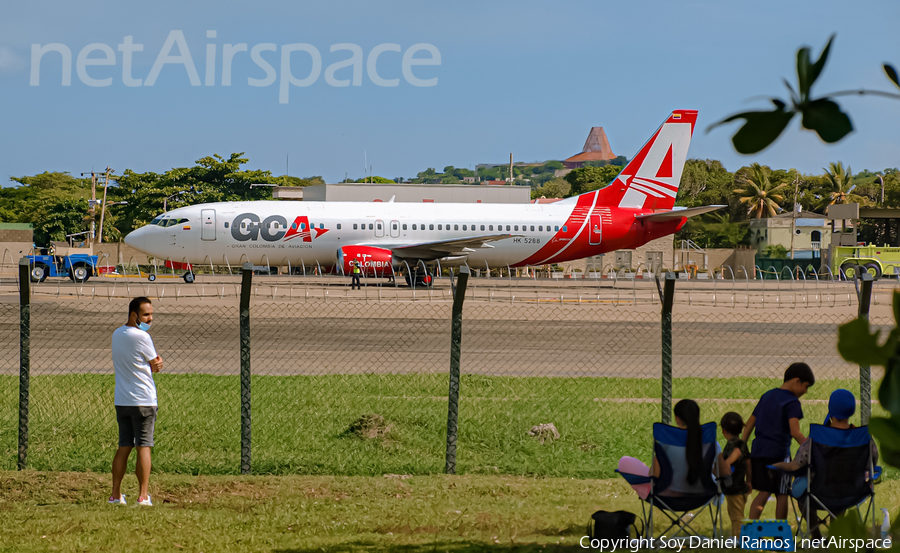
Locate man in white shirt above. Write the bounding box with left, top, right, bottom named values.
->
left=109, top=297, right=163, bottom=506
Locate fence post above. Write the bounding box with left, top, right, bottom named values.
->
left=661, top=272, right=676, bottom=425
left=240, top=262, right=252, bottom=474
left=18, top=258, right=30, bottom=470
left=445, top=265, right=469, bottom=475
left=857, top=273, right=873, bottom=425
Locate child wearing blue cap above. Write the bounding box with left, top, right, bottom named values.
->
left=772, top=389, right=878, bottom=538
left=772, top=389, right=878, bottom=473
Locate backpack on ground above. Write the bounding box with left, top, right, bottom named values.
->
left=587, top=510, right=642, bottom=541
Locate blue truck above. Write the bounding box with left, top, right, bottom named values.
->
left=28, top=251, right=99, bottom=283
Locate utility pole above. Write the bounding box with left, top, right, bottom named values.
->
left=509, top=153, right=513, bottom=184
left=97, top=167, right=114, bottom=244
left=81, top=171, right=98, bottom=242
left=789, top=176, right=800, bottom=260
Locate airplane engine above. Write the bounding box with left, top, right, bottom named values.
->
left=338, top=245, right=396, bottom=277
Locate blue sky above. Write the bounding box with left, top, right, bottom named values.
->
left=1, top=1, right=898, bottom=184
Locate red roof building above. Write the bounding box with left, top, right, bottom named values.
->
left=563, top=127, right=616, bottom=169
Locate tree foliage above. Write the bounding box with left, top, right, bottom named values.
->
left=109, top=153, right=278, bottom=234
left=733, top=164, right=789, bottom=218
left=530, top=178, right=571, bottom=200
left=563, top=165, right=621, bottom=197
left=817, top=161, right=868, bottom=208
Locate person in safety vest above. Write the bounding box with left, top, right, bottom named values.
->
left=351, top=260, right=361, bottom=290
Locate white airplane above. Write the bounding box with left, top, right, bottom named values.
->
left=124, top=110, right=721, bottom=284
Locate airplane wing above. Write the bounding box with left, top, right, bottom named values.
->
left=389, top=234, right=522, bottom=260
left=634, top=205, right=726, bottom=222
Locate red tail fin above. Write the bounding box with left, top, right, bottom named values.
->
left=594, top=110, right=697, bottom=210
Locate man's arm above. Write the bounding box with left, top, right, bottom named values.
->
left=742, top=414, right=756, bottom=442
left=789, top=417, right=806, bottom=445
left=149, top=355, right=163, bottom=373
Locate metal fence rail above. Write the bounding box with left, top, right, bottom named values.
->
left=1, top=267, right=888, bottom=477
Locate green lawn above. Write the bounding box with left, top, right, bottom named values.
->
left=0, top=374, right=894, bottom=480
left=1, top=471, right=897, bottom=553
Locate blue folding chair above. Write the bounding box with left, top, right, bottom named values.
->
left=617, top=422, right=724, bottom=540
left=771, top=424, right=881, bottom=540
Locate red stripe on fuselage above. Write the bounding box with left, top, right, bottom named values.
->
left=516, top=192, right=597, bottom=266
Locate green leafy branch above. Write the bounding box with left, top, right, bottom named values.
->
left=837, top=290, right=900, bottom=468
left=708, top=34, right=900, bottom=154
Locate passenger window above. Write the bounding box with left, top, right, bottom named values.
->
left=320, top=224, right=324, bottom=229
left=224, top=222, right=229, bottom=229
left=438, top=224, right=442, bottom=230
left=392, top=223, right=397, bottom=230
left=337, top=224, right=342, bottom=230
left=554, top=225, right=560, bottom=231
left=481, top=225, right=485, bottom=231
left=353, top=223, right=357, bottom=230
left=562, top=226, right=567, bottom=232
left=514, top=225, right=519, bottom=231
left=403, top=224, right=407, bottom=230
left=489, top=225, right=493, bottom=231
left=463, top=224, right=467, bottom=231
left=369, top=224, right=373, bottom=230
left=506, top=225, right=510, bottom=231
left=241, top=222, right=246, bottom=229
left=377, top=223, right=382, bottom=230
left=412, top=224, right=417, bottom=230
left=454, top=224, right=459, bottom=231
left=429, top=224, right=434, bottom=230
left=538, top=225, right=542, bottom=231
left=530, top=225, right=535, bottom=231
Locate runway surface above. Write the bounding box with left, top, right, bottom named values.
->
left=0, top=295, right=881, bottom=381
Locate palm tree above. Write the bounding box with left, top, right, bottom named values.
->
left=820, top=162, right=868, bottom=206
left=733, top=163, right=788, bottom=218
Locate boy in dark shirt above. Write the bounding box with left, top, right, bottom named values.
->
left=718, top=412, right=751, bottom=537
left=742, top=362, right=815, bottom=520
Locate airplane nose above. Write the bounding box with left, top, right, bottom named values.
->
left=124, top=226, right=150, bottom=253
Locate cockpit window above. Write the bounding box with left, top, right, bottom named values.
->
left=157, top=218, right=189, bottom=227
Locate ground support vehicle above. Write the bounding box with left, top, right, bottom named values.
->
left=831, top=244, right=900, bottom=280
left=27, top=253, right=99, bottom=283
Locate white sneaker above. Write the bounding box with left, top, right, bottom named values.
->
left=108, top=493, right=127, bottom=505
left=137, top=494, right=152, bottom=506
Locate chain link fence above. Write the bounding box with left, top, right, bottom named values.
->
left=2, top=269, right=891, bottom=478
left=0, top=300, right=17, bottom=471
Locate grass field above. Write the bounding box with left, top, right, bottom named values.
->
left=1, top=374, right=894, bottom=480
left=1, top=471, right=897, bottom=552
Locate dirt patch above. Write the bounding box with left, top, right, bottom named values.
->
left=345, top=414, right=394, bottom=440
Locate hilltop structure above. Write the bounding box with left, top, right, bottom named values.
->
left=563, top=127, right=616, bottom=169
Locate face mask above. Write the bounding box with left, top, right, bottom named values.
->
left=137, top=321, right=151, bottom=332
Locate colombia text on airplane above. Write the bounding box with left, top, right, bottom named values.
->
left=124, top=110, right=723, bottom=282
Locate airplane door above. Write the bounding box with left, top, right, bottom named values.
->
left=375, top=220, right=384, bottom=238
left=588, top=214, right=601, bottom=245
left=390, top=220, right=400, bottom=238
left=201, top=209, right=216, bottom=241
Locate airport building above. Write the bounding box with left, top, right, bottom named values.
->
left=273, top=183, right=532, bottom=204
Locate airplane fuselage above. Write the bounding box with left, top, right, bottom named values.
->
left=123, top=194, right=683, bottom=270
left=123, top=110, right=703, bottom=272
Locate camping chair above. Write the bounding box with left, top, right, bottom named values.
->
left=616, top=422, right=725, bottom=540
left=772, top=424, right=882, bottom=540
